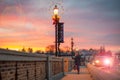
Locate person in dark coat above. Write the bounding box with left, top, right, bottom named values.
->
left=74, top=52, right=81, bottom=74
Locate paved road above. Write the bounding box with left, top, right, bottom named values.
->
left=61, top=66, right=93, bottom=80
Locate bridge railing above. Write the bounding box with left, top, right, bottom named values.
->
left=87, top=63, right=120, bottom=80
left=0, top=49, right=74, bottom=80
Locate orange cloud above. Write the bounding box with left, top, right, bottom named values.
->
left=0, top=14, right=55, bottom=51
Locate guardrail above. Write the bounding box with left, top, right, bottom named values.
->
left=0, top=49, right=74, bottom=80
left=87, top=63, right=120, bottom=80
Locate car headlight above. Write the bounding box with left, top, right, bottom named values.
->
left=95, top=60, right=99, bottom=64
left=104, top=59, right=110, bottom=65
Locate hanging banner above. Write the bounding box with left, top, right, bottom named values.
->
left=58, top=22, right=64, bottom=43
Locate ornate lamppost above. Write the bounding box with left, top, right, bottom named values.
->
left=52, top=5, right=60, bottom=56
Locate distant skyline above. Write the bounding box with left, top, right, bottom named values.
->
left=0, top=0, right=120, bottom=52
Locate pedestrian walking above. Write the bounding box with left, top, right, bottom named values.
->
left=74, top=52, right=81, bottom=74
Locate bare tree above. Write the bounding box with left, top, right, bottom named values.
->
left=45, top=45, right=55, bottom=53
left=27, top=48, right=33, bottom=53
left=21, top=48, right=26, bottom=52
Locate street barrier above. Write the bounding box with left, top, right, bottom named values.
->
left=87, top=63, right=120, bottom=80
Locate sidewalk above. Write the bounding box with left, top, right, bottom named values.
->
left=61, top=66, right=93, bottom=80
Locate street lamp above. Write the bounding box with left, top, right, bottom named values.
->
left=52, top=5, right=60, bottom=56
left=53, top=5, right=60, bottom=24
left=54, top=5, right=58, bottom=15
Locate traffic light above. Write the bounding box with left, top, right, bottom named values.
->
left=58, top=22, right=64, bottom=43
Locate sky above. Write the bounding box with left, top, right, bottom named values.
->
left=0, top=0, right=120, bottom=52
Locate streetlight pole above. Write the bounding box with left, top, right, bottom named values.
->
left=52, top=5, right=60, bottom=56
left=55, top=17, right=58, bottom=56
left=71, top=37, right=74, bottom=56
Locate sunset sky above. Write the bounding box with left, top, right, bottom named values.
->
left=0, top=0, right=120, bottom=52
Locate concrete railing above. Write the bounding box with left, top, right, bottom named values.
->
left=0, top=49, right=74, bottom=80
left=87, top=63, right=120, bottom=80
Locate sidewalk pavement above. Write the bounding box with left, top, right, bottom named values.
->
left=60, top=66, right=93, bottom=80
